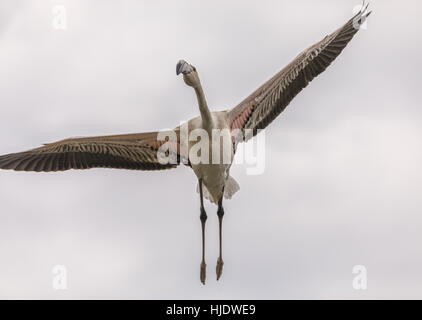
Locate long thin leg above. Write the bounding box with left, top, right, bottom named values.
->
left=199, top=179, right=207, bottom=285
left=216, top=190, right=225, bottom=280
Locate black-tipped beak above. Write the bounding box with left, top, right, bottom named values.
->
left=176, top=60, right=195, bottom=75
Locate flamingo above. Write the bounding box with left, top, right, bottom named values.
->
left=0, top=5, right=371, bottom=284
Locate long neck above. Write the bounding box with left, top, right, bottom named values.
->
left=194, top=84, right=213, bottom=128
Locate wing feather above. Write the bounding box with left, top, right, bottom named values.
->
left=228, top=6, right=371, bottom=141
left=0, top=130, right=184, bottom=172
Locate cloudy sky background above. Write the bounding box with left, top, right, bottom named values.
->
left=0, top=0, right=421, bottom=299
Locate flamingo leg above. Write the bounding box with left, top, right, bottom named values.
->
left=199, top=179, right=207, bottom=285
left=216, top=190, right=224, bottom=280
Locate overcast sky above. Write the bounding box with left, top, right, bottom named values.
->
left=0, top=0, right=421, bottom=299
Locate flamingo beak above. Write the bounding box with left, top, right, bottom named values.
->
left=176, top=60, right=195, bottom=75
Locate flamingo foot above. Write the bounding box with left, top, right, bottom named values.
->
left=216, top=257, right=224, bottom=281
left=200, top=261, right=206, bottom=285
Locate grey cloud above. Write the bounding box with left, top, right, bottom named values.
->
left=0, top=0, right=421, bottom=299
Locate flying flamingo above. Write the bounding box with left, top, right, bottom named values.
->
left=0, top=5, right=371, bottom=284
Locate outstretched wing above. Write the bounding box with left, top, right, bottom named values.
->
left=0, top=130, right=184, bottom=172
left=228, top=5, right=371, bottom=141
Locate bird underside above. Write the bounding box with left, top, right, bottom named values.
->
left=196, top=175, right=240, bottom=204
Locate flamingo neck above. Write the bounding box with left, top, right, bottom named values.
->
left=194, top=84, right=213, bottom=129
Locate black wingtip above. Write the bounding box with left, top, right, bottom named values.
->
left=356, top=0, right=371, bottom=17
left=363, top=1, right=370, bottom=13
left=354, top=1, right=372, bottom=28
